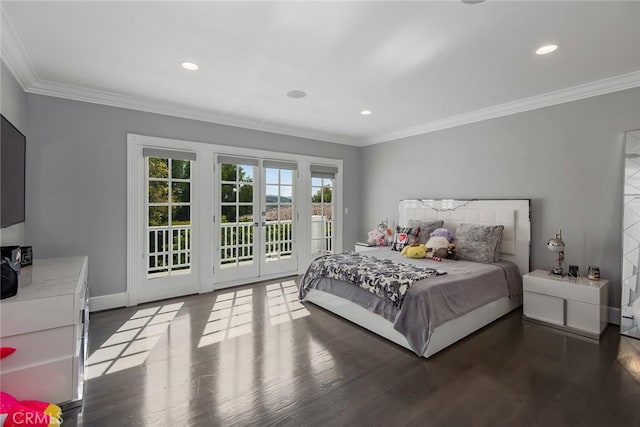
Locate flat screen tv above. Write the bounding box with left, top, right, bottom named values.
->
left=1, top=114, right=26, bottom=228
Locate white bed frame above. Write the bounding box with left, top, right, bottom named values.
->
left=303, top=199, right=531, bottom=358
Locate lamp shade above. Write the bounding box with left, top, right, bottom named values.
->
left=547, top=230, right=565, bottom=252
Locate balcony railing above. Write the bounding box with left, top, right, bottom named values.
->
left=148, top=226, right=191, bottom=275
left=220, top=221, right=296, bottom=265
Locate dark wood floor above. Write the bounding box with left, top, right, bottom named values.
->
left=63, top=276, right=640, bottom=426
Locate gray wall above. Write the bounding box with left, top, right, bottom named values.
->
left=26, top=94, right=360, bottom=297
left=360, top=88, right=640, bottom=310
left=0, top=61, right=27, bottom=246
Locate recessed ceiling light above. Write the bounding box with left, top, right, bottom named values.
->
left=181, top=62, right=199, bottom=71
left=536, top=44, right=558, bottom=55
left=360, top=110, right=372, bottom=116
left=286, top=90, right=307, bottom=99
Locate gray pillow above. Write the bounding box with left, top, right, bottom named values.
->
left=407, top=219, right=444, bottom=244
left=455, top=224, right=504, bottom=263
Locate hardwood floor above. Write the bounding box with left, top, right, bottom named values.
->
left=63, top=276, right=640, bottom=426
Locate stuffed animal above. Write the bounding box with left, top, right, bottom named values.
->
left=432, top=242, right=459, bottom=260
left=367, top=228, right=385, bottom=246
left=430, top=228, right=455, bottom=242
left=425, top=236, right=450, bottom=259
left=401, top=244, right=427, bottom=259
left=0, top=347, right=62, bottom=427
left=447, top=243, right=459, bottom=260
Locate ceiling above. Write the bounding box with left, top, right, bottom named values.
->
left=2, top=1, right=639, bottom=146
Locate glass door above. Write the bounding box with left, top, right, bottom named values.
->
left=310, top=166, right=336, bottom=256
left=215, top=156, right=260, bottom=283
left=140, top=150, right=198, bottom=303
left=261, top=161, right=298, bottom=276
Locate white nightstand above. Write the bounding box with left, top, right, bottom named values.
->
left=523, top=269, right=609, bottom=339
left=354, top=244, right=378, bottom=252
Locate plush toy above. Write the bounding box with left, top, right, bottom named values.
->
left=401, top=244, right=427, bottom=259
left=367, top=228, right=385, bottom=246
left=430, top=228, right=455, bottom=243
left=447, top=243, right=459, bottom=260
left=0, top=348, right=62, bottom=427
left=425, top=236, right=450, bottom=259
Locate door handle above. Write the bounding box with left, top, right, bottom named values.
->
left=254, top=222, right=259, bottom=227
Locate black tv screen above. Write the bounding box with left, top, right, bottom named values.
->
left=1, top=114, right=26, bottom=228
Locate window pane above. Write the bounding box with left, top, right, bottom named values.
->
left=311, top=203, right=323, bottom=218
left=221, top=164, right=237, bottom=182
left=172, top=160, right=191, bottom=179
left=325, top=204, right=334, bottom=220
left=222, top=206, right=237, bottom=223
left=239, top=184, right=253, bottom=203
left=312, top=177, right=322, bottom=186
left=280, top=169, right=292, bottom=185
left=172, top=182, right=190, bottom=203
left=280, top=185, right=292, bottom=199
left=149, top=206, right=169, bottom=226
left=239, top=165, right=254, bottom=183
left=149, top=158, right=169, bottom=178
left=266, top=168, right=278, bottom=184
left=265, top=186, right=279, bottom=203
left=264, top=205, right=278, bottom=222
left=222, top=184, right=237, bottom=202
left=239, top=205, right=253, bottom=221
left=149, top=181, right=168, bottom=203
left=278, top=205, right=293, bottom=221
left=172, top=206, right=191, bottom=225
left=323, top=178, right=333, bottom=188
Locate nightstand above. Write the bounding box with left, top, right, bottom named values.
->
left=523, top=269, right=609, bottom=339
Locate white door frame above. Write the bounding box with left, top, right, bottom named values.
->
left=127, top=133, right=343, bottom=306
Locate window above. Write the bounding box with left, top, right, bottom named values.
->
left=310, top=165, right=337, bottom=256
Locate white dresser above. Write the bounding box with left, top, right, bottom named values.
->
left=523, top=269, right=609, bottom=339
left=0, top=256, right=89, bottom=407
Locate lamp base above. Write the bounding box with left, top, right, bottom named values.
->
left=551, top=266, right=564, bottom=276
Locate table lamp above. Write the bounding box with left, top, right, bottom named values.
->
left=547, top=229, right=565, bottom=275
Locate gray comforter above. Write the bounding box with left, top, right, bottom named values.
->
left=299, top=248, right=522, bottom=355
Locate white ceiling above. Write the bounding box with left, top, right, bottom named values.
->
left=2, top=1, right=639, bottom=146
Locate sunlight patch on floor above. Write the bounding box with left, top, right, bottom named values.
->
left=85, top=302, right=183, bottom=379
left=198, top=289, right=254, bottom=348
left=266, top=280, right=310, bottom=326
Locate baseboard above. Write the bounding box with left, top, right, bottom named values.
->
left=608, top=306, right=621, bottom=325
left=89, top=292, right=128, bottom=312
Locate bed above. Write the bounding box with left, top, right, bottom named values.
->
left=300, top=199, right=531, bottom=358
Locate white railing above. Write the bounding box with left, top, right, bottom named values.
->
left=148, top=226, right=191, bottom=274
left=220, top=222, right=254, bottom=266
left=220, top=220, right=297, bottom=264
left=265, top=221, right=293, bottom=260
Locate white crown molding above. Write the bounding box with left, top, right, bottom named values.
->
left=0, top=7, right=38, bottom=89
left=2, top=5, right=638, bottom=148
left=363, top=71, right=640, bottom=146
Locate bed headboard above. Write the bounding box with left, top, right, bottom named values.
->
left=398, top=199, right=531, bottom=274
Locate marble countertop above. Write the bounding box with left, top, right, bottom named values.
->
left=2, top=256, right=87, bottom=303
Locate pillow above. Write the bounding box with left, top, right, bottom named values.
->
left=407, top=219, right=444, bottom=244
left=390, top=226, right=421, bottom=251
left=455, top=224, right=504, bottom=263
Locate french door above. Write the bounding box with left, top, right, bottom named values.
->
left=215, top=157, right=298, bottom=285
left=139, top=148, right=199, bottom=303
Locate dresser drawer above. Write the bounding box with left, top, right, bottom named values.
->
left=523, top=291, right=564, bottom=326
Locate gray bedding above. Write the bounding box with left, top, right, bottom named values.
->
left=300, top=248, right=522, bottom=355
